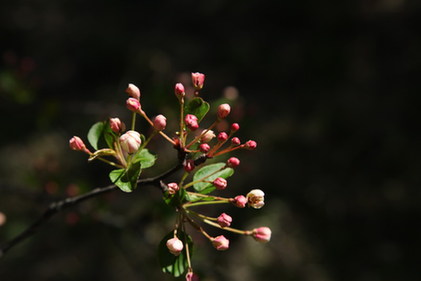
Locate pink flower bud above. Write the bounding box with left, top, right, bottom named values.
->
left=167, top=182, right=179, bottom=195
left=231, top=123, right=240, bottom=132
left=69, top=136, right=86, bottom=151
left=217, top=103, right=231, bottom=119
left=166, top=237, right=184, bottom=256
left=126, top=83, right=141, bottom=100
left=231, top=195, right=247, bottom=208
left=119, top=130, right=142, bottom=154
left=252, top=227, right=272, bottom=243
left=226, top=157, right=240, bottom=168
left=200, top=129, right=215, bottom=143
left=217, top=213, right=232, bottom=228
left=185, top=272, right=200, bottom=281
left=199, top=143, right=210, bottom=153
left=245, top=140, right=257, bottom=150
left=175, top=83, right=185, bottom=98
left=153, top=114, right=167, bottom=131
left=185, top=114, right=199, bottom=131
left=109, top=118, right=126, bottom=134
left=212, top=235, right=229, bottom=251
left=217, top=132, right=228, bottom=142
left=184, top=159, right=195, bottom=172
left=191, top=72, right=205, bottom=90
left=246, top=189, right=265, bottom=209
left=126, top=97, right=141, bottom=112
left=213, top=177, right=227, bottom=190
left=231, top=137, right=241, bottom=146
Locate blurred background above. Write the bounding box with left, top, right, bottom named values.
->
left=1, top=0, right=420, bottom=280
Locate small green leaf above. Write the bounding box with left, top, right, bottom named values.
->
left=158, top=231, right=193, bottom=277
left=103, top=120, right=117, bottom=149
left=193, top=162, right=234, bottom=194
left=109, top=161, right=142, bottom=193
left=185, top=193, right=214, bottom=202
left=184, top=97, right=210, bottom=122
left=132, top=149, right=157, bottom=169
left=87, top=122, right=105, bottom=150
left=164, top=188, right=187, bottom=207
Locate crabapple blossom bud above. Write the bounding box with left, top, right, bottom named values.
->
left=226, top=157, right=240, bottom=168
left=217, top=132, right=228, bottom=142
left=119, top=130, right=141, bottom=154
left=200, top=130, right=215, bottom=143
left=213, top=177, right=227, bottom=190
left=245, top=140, right=257, bottom=150
left=212, top=235, right=229, bottom=251
left=252, top=227, right=272, bottom=243
left=199, top=143, right=210, bottom=153
left=126, top=97, right=141, bottom=112
left=191, top=72, right=205, bottom=90
left=109, top=118, right=125, bottom=134
left=185, top=272, right=200, bottom=281
left=217, top=213, right=232, bottom=228
left=167, top=182, right=179, bottom=195
left=126, top=83, right=140, bottom=100
left=69, top=136, right=86, bottom=151
left=232, top=195, right=247, bottom=208
left=185, top=114, right=199, bottom=131
left=175, top=83, right=185, bottom=98
left=231, top=123, right=240, bottom=132
left=153, top=114, right=167, bottom=131
left=166, top=237, right=184, bottom=256
left=246, top=189, right=265, bottom=209
left=217, top=103, right=231, bottom=119
left=231, top=137, right=241, bottom=146
left=184, top=159, right=195, bottom=172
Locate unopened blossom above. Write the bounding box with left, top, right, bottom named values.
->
left=217, top=213, right=232, bottom=228
left=246, top=189, right=265, bottom=209
left=192, top=72, right=205, bottom=90
left=231, top=137, right=241, bottom=146
left=126, top=97, right=141, bottom=112
left=167, top=182, right=179, bottom=195
left=109, top=118, right=125, bottom=134
left=153, top=114, right=167, bottom=131
left=213, top=177, right=227, bottom=190
left=199, top=143, right=210, bottom=153
left=184, top=159, right=195, bottom=172
left=226, top=157, right=240, bottom=168
left=212, top=235, right=229, bottom=251
left=200, top=129, right=215, bottom=143
left=231, top=195, right=247, bottom=208
left=166, top=237, right=184, bottom=256
left=185, top=114, right=199, bottom=131
left=185, top=271, right=200, bottom=281
left=252, top=227, right=272, bottom=243
left=245, top=140, right=257, bottom=150
left=69, top=136, right=90, bottom=154
left=231, top=123, right=240, bottom=132
left=217, top=132, right=228, bottom=142
left=217, top=103, right=231, bottom=119
left=119, top=130, right=141, bottom=154
left=126, top=83, right=140, bottom=100
left=175, top=83, right=185, bottom=98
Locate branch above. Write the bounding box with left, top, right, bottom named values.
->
left=0, top=163, right=183, bottom=258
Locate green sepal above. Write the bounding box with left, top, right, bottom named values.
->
left=184, top=97, right=210, bottom=122
left=192, top=162, right=234, bottom=194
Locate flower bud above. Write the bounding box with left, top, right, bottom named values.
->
left=126, top=83, right=141, bottom=100
left=230, top=123, right=240, bottom=132
left=153, top=114, right=167, bottom=131
left=217, top=103, right=231, bottom=119
left=231, top=137, right=241, bottom=146
left=252, top=227, right=272, bottom=243
left=200, top=129, right=215, bottom=143
left=69, top=136, right=86, bottom=151
left=109, top=118, right=126, bottom=134
left=217, top=132, right=228, bottom=142
left=167, top=182, right=179, bottom=195
left=213, top=177, right=227, bottom=190
left=184, top=159, right=195, bottom=172
left=191, top=72, right=205, bottom=90
left=246, top=189, right=265, bottom=209
left=166, top=237, right=184, bottom=256
left=119, top=130, right=142, bottom=154
left=212, top=235, right=229, bottom=251
left=245, top=140, right=257, bottom=150
left=199, top=143, right=210, bottom=153
left=226, top=157, right=240, bottom=168
left=175, top=83, right=185, bottom=98
left=185, top=114, right=199, bottom=131
left=217, top=213, right=232, bottom=228
left=231, top=195, right=247, bottom=208
left=126, top=97, right=141, bottom=112
left=185, top=272, right=200, bottom=281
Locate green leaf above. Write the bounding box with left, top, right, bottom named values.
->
left=103, top=120, right=117, bottom=149
left=132, top=149, right=157, bottom=169
left=184, top=97, right=210, bottom=122
left=164, top=188, right=187, bottom=207
left=158, top=231, right=193, bottom=277
left=109, top=161, right=142, bottom=193
left=87, top=122, right=105, bottom=150
left=185, top=193, right=214, bottom=202
left=192, top=162, right=234, bottom=194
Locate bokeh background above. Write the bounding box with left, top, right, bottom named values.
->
left=1, top=0, right=420, bottom=280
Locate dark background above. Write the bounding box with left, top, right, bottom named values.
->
left=1, top=0, right=420, bottom=280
